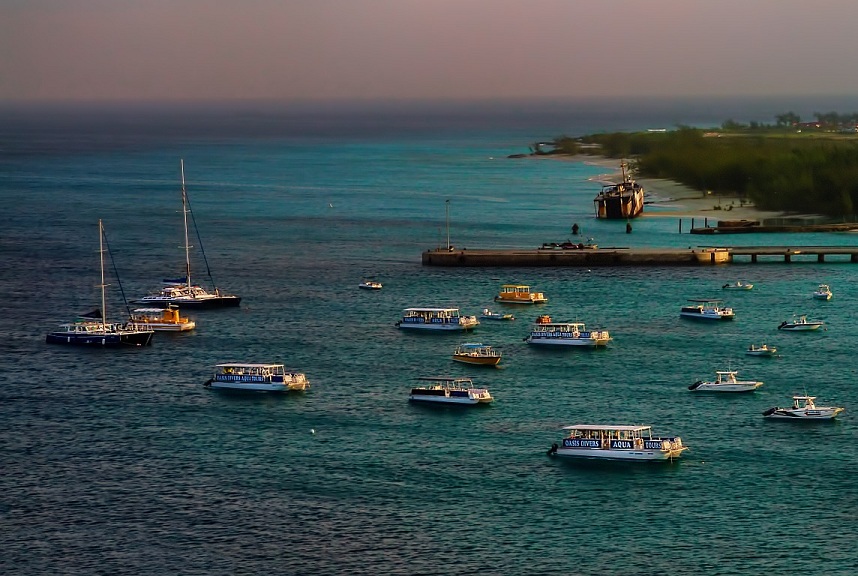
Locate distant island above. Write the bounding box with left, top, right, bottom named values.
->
left=533, top=111, right=858, bottom=218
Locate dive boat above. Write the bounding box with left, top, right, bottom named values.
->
left=547, top=424, right=687, bottom=461
left=745, top=344, right=778, bottom=357
left=396, top=308, right=479, bottom=331
left=762, top=395, right=844, bottom=420
left=452, top=343, right=502, bottom=366
left=135, top=160, right=241, bottom=309
left=46, top=220, right=154, bottom=347
left=480, top=308, right=515, bottom=321
left=778, top=315, right=824, bottom=331
left=722, top=281, right=753, bottom=291
left=409, top=377, right=493, bottom=405
left=524, top=317, right=611, bottom=347
left=593, top=161, right=645, bottom=220
left=359, top=280, right=383, bottom=290
left=204, top=363, right=309, bottom=392
left=680, top=299, right=735, bottom=321
left=129, top=306, right=196, bottom=332
left=812, top=284, right=832, bottom=300
left=689, top=370, right=763, bottom=392
left=494, top=284, right=548, bottom=304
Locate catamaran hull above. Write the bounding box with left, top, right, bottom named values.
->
left=553, top=448, right=682, bottom=461
left=526, top=338, right=609, bottom=346
left=409, top=395, right=490, bottom=405
left=135, top=296, right=241, bottom=309
left=45, top=331, right=154, bottom=347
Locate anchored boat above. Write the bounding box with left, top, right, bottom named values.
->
left=494, top=284, right=548, bottom=305
left=452, top=343, right=502, bottom=366
left=409, top=377, right=493, bottom=405
left=778, top=315, right=824, bottom=331
left=689, top=369, right=763, bottom=392
left=204, top=363, right=309, bottom=392
left=548, top=424, right=687, bottom=461
left=396, top=308, right=479, bottom=331
left=680, top=299, right=735, bottom=321
left=763, top=395, right=844, bottom=420
left=593, top=161, right=644, bottom=220
left=524, top=316, right=611, bottom=347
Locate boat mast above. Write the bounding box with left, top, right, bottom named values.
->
left=98, top=219, right=107, bottom=330
left=180, top=159, right=192, bottom=290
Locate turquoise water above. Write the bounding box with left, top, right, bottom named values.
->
left=1, top=101, right=857, bottom=575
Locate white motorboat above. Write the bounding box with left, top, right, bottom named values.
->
left=547, top=424, right=687, bottom=461
left=359, top=280, right=383, bottom=290
left=204, top=363, right=309, bottom=392
left=745, top=344, right=778, bottom=357
left=524, top=316, right=611, bottom=347
left=396, top=308, right=479, bottom=331
left=479, top=308, right=515, bottom=321
left=689, top=370, right=763, bottom=392
left=723, top=281, right=753, bottom=290
left=812, top=284, right=832, bottom=300
left=409, top=377, right=493, bottom=405
left=778, top=315, right=824, bottom=331
left=452, top=343, right=502, bottom=366
left=763, top=395, right=844, bottom=420
left=680, top=299, right=735, bottom=321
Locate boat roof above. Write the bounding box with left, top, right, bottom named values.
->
left=133, top=308, right=170, bottom=313
left=687, top=299, right=723, bottom=303
left=417, top=376, right=474, bottom=383
left=533, top=322, right=586, bottom=328
left=501, top=284, right=531, bottom=289
left=403, top=307, right=460, bottom=312
left=792, top=395, right=816, bottom=400
left=457, top=343, right=489, bottom=348
left=562, top=424, right=652, bottom=432
left=216, top=363, right=285, bottom=369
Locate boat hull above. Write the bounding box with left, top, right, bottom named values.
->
left=778, top=324, right=822, bottom=331
left=452, top=355, right=501, bottom=366
left=46, top=330, right=154, bottom=347
left=135, top=295, right=241, bottom=309
left=764, top=409, right=842, bottom=420
left=526, top=337, right=609, bottom=346
left=680, top=312, right=735, bottom=321
left=398, top=322, right=477, bottom=331
left=689, top=382, right=762, bottom=392
left=552, top=447, right=684, bottom=461
left=409, top=394, right=491, bottom=405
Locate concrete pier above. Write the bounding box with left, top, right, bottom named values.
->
left=422, top=246, right=858, bottom=267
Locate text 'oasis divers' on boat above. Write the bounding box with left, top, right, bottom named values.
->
left=593, top=161, right=645, bottom=220
left=777, top=315, right=825, bottom=331
left=680, top=299, right=735, bottom=321
left=812, top=284, right=832, bottom=300
left=452, top=343, right=502, bottom=366
left=762, top=395, right=844, bottom=420
left=204, top=363, right=309, bottom=392
left=547, top=425, right=687, bottom=461
left=688, top=369, right=763, bottom=392
left=409, top=377, right=493, bottom=405
left=494, top=284, right=548, bottom=305
left=524, top=316, right=611, bottom=347
left=396, top=308, right=479, bottom=331
left=46, top=220, right=155, bottom=348
left=135, top=160, right=241, bottom=309
left=129, top=306, right=196, bottom=332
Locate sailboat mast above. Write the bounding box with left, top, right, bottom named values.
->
left=180, top=159, right=192, bottom=290
left=98, top=219, right=107, bottom=330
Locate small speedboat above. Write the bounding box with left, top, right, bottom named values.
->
left=452, top=343, right=502, bottom=366
left=723, top=281, right=753, bottom=290
left=763, top=395, right=844, bottom=420
left=480, top=308, right=515, bottom=321
left=812, top=284, right=832, bottom=300
left=745, top=344, right=777, bottom=357
left=778, top=315, right=824, bottom=331
left=680, top=299, right=735, bottom=321
left=359, top=280, right=383, bottom=290
left=689, top=370, right=762, bottom=392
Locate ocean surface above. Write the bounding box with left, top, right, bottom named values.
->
left=2, top=97, right=857, bottom=575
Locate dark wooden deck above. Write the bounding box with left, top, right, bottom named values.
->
left=422, top=246, right=858, bottom=267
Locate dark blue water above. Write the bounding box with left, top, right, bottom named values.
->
left=2, top=98, right=858, bottom=575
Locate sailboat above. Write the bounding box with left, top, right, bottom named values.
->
left=135, top=160, right=241, bottom=309
left=46, top=220, right=155, bottom=347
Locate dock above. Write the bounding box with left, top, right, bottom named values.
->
left=422, top=246, right=858, bottom=267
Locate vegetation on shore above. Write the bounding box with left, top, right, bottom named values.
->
left=546, top=113, right=858, bottom=218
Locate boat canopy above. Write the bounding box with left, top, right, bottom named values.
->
left=403, top=307, right=461, bottom=313
left=562, top=424, right=652, bottom=432
left=687, top=299, right=723, bottom=303
left=216, top=363, right=285, bottom=369
left=417, top=376, right=474, bottom=384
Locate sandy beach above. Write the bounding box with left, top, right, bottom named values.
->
left=579, top=156, right=788, bottom=222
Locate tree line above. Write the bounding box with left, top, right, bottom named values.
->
left=549, top=124, right=858, bottom=218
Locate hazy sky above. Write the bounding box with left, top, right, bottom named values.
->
left=3, top=0, right=858, bottom=103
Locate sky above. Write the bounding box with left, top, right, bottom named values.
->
left=3, top=0, right=858, bottom=103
